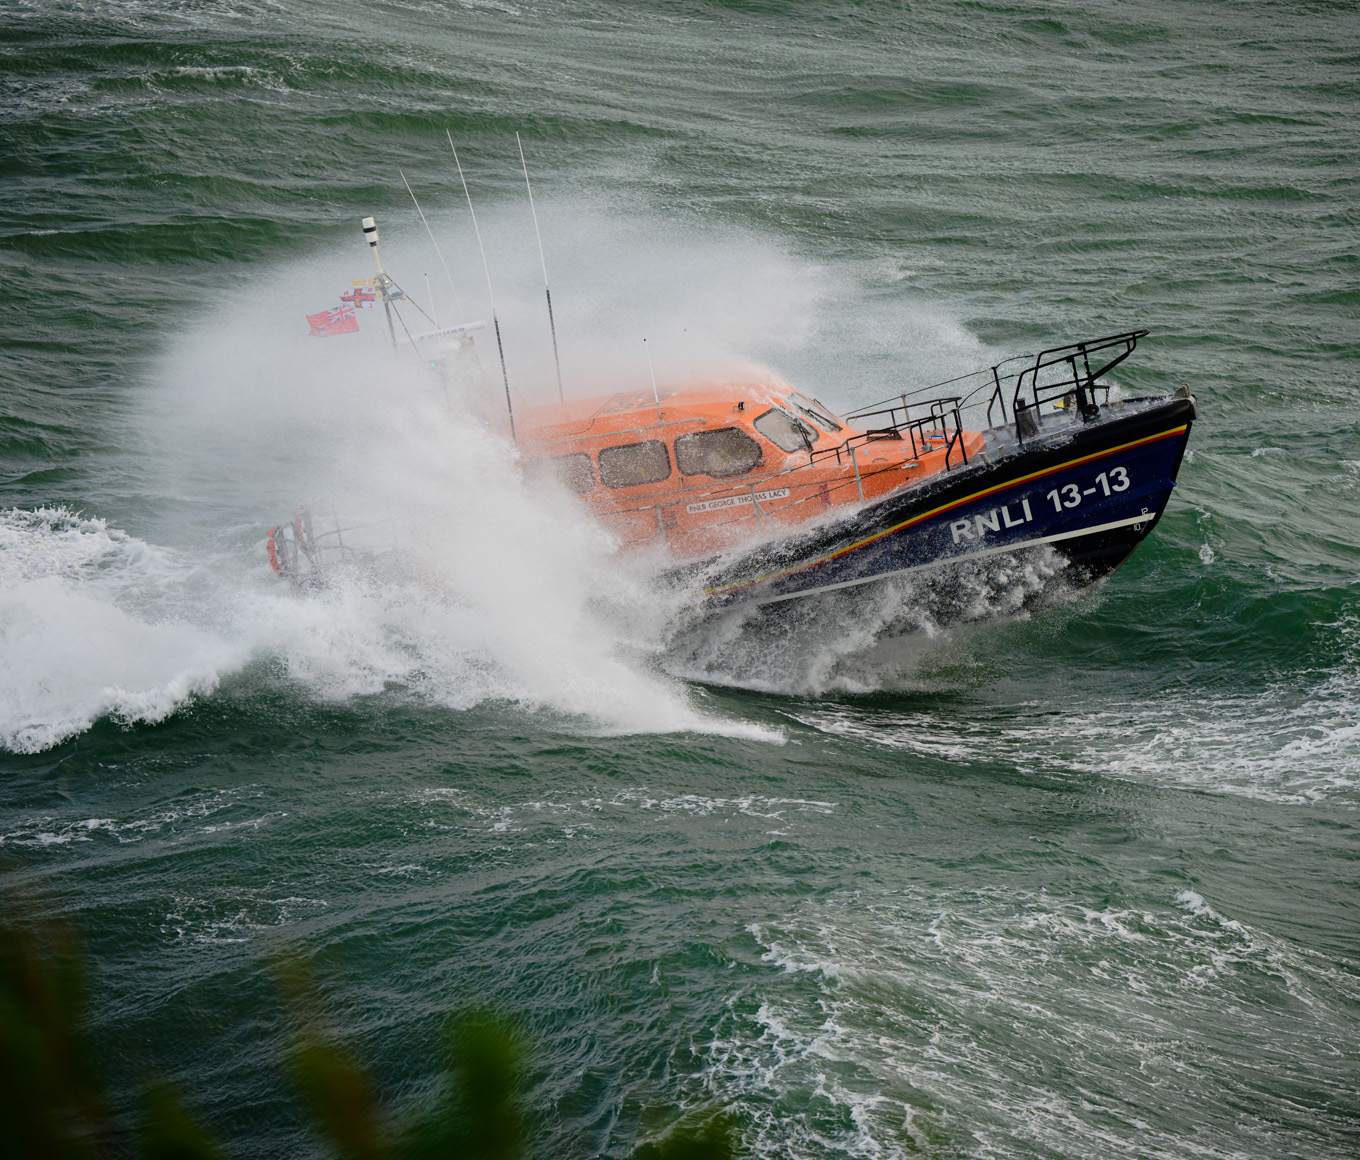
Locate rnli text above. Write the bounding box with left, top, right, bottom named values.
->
left=950, top=497, right=1033, bottom=543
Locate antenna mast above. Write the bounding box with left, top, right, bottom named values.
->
left=516, top=132, right=564, bottom=403
left=362, top=216, right=397, bottom=349
left=399, top=169, right=465, bottom=321
left=448, top=132, right=516, bottom=444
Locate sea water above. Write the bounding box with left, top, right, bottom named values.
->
left=2, top=1, right=1357, bottom=1156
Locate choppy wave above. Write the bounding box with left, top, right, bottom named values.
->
left=786, top=600, right=1360, bottom=806
left=0, top=507, right=241, bottom=753
left=700, top=885, right=1360, bottom=1158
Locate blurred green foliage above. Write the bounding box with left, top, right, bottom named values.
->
left=0, top=897, right=111, bottom=1159
left=0, top=897, right=740, bottom=1160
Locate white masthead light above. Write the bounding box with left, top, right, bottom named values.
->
left=362, top=216, right=385, bottom=276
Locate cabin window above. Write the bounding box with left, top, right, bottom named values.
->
left=523, top=452, right=596, bottom=495
left=598, top=440, right=672, bottom=488
left=674, top=428, right=763, bottom=478
left=753, top=407, right=818, bottom=454
left=789, top=393, right=844, bottom=433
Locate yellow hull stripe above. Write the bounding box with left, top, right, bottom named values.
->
left=705, top=423, right=1190, bottom=597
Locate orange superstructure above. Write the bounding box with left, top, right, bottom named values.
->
left=518, top=376, right=985, bottom=559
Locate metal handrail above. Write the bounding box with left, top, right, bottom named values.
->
left=1007, top=329, right=1148, bottom=438
left=823, top=395, right=969, bottom=471
left=848, top=331, right=1148, bottom=442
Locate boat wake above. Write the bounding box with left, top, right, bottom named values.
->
left=0, top=493, right=781, bottom=754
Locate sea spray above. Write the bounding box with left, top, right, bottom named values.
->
left=2, top=205, right=1064, bottom=750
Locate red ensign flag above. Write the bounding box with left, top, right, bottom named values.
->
left=306, top=304, right=359, bottom=337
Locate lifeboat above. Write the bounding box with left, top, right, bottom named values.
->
left=517, top=329, right=1196, bottom=607
left=271, top=213, right=1195, bottom=614
left=267, top=315, right=1194, bottom=613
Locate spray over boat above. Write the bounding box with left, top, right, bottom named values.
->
left=268, top=205, right=1196, bottom=617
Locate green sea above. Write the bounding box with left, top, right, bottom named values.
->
left=2, top=1, right=1358, bottom=1156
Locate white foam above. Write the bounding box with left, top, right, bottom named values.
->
left=0, top=509, right=243, bottom=753
left=697, top=887, right=1360, bottom=1160
left=161, top=891, right=328, bottom=946
left=408, top=788, right=838, bottom=844
left=0, top=787, right=247, bottom=848
left=792, top=610, right=1360, bottom=806
left=665, top=549, right=1072, bottom=697
left=0, top=496, right=771, bottom=750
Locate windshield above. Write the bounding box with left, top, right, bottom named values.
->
left=788, top=392, right=844, bottom=433
left=753, top=407, right=818, bottom=454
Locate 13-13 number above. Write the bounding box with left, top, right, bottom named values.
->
left=1046, top=465, right=1129, bottom=511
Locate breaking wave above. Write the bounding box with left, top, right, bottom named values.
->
left=0, top=507, right=240, bottom=753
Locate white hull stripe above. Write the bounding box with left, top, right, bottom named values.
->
left=745, top=511, right=1157, bottom=606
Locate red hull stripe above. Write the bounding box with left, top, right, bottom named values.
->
left=705, top=424, right=1190, bottom=596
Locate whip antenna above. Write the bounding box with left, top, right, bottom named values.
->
left=516, top=131, right=564, bottom=403
left=400, top=169, right=465, bottom=321
left=448, top=131, right=516, bottom=444
left=643, top=338, right=662, bottom=423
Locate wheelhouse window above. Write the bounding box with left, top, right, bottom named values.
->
left=523, top=452, right=596, bottom=494
left=753, top=407, right=818, bottom=454
left=788, top=392, right=844, bottom=433
left=674, top=427, right=763, bottom=478
left=598, top=440, right=672, bottom=488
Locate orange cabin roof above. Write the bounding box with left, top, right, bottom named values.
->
left=516, top=377, right=984, bottom=559
left=520, top=379, right=793, bottom=446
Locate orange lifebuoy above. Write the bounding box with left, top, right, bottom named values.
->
left=266, top=526, right=286, bottom=577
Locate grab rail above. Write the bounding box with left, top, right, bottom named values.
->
left=851, top=329, right=1149, bottom=444
left=835, top=395, right=969, bottom=471
left=1001, top=329, right=1147, bottom=441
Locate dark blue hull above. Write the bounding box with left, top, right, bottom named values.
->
left=696, top=395, right=1196, bottom=607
